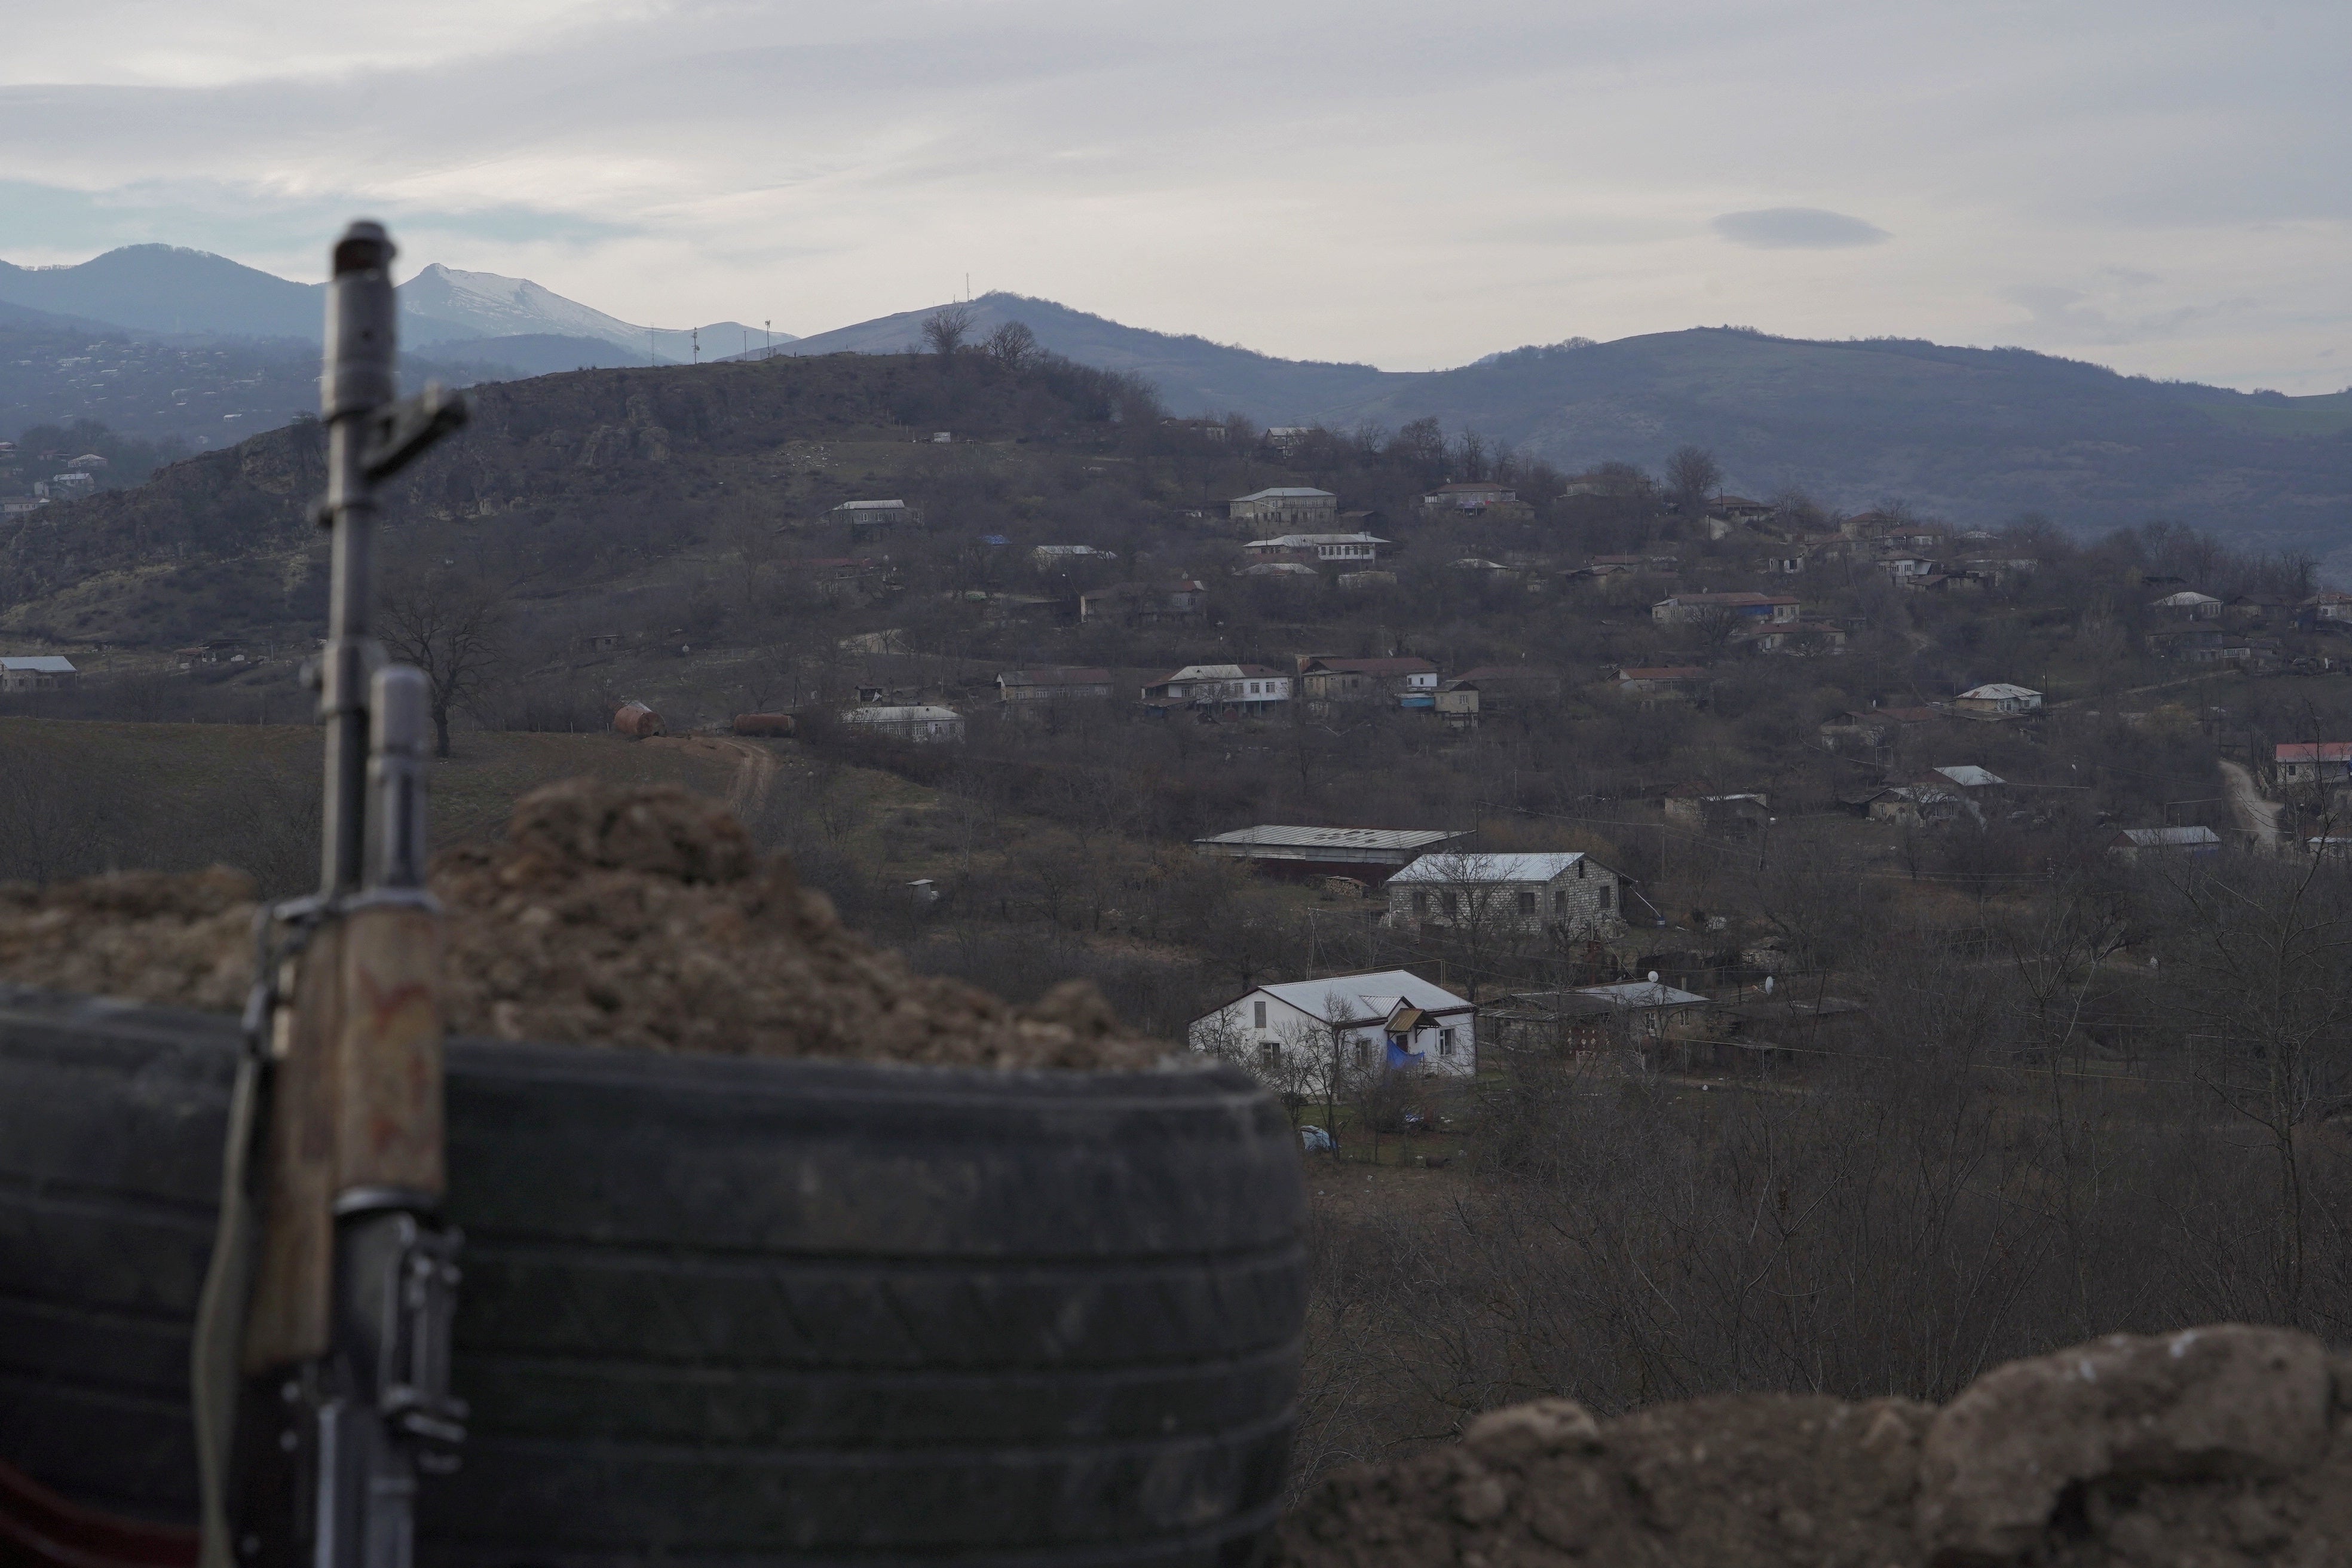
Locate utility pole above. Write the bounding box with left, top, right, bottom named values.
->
left=691, top=326, right=700, bottom=366
left=197, top=220, right=470, bottom=1568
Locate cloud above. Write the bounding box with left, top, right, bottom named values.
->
left=1711, top=208, right=1891, bottom=250
left=1999, top=282, right=2224, bottom=346
left=0, top=1, right=2347, bottom=389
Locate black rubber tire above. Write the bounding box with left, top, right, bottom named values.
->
left=0, top=988, right=1308, bottom=1567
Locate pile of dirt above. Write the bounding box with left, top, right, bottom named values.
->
left=0, top=779, right=1165, bottom=1071
left=1278, top=1324, right=2352, bottom=1567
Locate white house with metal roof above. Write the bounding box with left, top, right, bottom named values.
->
left=1953, top=682, right=2042, bottom=716
left=0, top=656, right=77, bottom=692
left=1384, top=851, right=1625, bottom=938
left=1189, top=969, right=1477, bottom=1088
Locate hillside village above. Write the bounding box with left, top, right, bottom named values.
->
left=1, top=358, right=2348, bottom=1139
left=4, top=310, right=2352, bottom=1525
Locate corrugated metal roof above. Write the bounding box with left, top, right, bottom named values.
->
left=2275, top=743, right=2352, bottom=762
left=1933, top=765, right=2006, bottom=788
left=1389, top=852, right=1591, bottom=884
left=1958, top=682, right=2040, bottom=700
left=1193, top=825, right=1466, bottom=852
left=1230, top=488, right=1337, bottom=502
left=1247, top=532, right=1389, bottom=548
left=1576, top=981, right=1710, bottom=1009
left=1260, top=970, right=1471, bottom=1023
left=832, top=498, right=908, bottom=511
left=0, top=656, right=76, bottom=673
left=2117, top=826, right=2222, bottom=847
left=1302, top=656, right=1437, bottom=675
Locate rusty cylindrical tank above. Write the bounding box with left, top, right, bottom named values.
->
left=612, top=702, right=666, bottom=739
left=730, top=713, right=795, bottom=738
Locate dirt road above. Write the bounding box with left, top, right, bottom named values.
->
left=2218, top=758, right=2285, bottom=852
left=644, top=734, right=782, bottom=818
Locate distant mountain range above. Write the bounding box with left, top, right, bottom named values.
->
left=0, top=244, right=782, bottom=365
left=7, top=247, right=2352, bottom=566
left=783, top=294, right=2352, bottom=563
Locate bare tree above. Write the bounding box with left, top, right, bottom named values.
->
left=982, top=320, right=1037, bottom=369
left=922, top=305, right=976, bottom=357
left=1664, top=445, right=1723, bottom=516
left=379, top=568, right=509, bottom=758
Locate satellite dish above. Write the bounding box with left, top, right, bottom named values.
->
left=1763, top=975, right=1775, bottom=994
left=1646, top=970, right=1659, bottom=984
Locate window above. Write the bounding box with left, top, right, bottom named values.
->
left=1441, top=892, right=1458, bottom=918
left=1353, top=1040, right=1369, bottom=1067
left=1517, top=890, right=1536, bottom=915
left=1577, top=860, right=1587, bottom=879
left=1552, top=889, right=1567, bottom=914
left=1253, top=1000, right=1267, bottom=1029
left=1600, top=882, right=1613, bottom=910
left=1413, top=892, right=1429, bottom=917
left=1440, top=1028, right=1456, bottom=1057
left=1260, top=1041, right=1280, bottom=1065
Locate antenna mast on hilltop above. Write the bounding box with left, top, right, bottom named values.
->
left=691, top=327, right=699, bottom=366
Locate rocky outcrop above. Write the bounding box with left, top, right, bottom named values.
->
left=1279, top=1325, right=2352, bottom=1567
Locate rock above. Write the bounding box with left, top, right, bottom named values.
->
left=1917, top=1324, right=2333, bottom=1565
left=1463, top=1397, right=1603, bottom=1466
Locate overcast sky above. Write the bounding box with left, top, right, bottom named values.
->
left=3, top=0, right=2346, bottom=391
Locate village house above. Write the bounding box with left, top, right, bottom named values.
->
left=2108, top=826, right=2222, bottom=860
left=1162, top=418, right=1227, bottom=442
left=1478, top=991, right=1621, bottom=1057
left=1078, top=579, right=1208, bottom=626
left=845, top=705, right=964, bottom=743
left=1336, top=569, right=1397, bottom=591
left=1953, top=682, right=2044, bottom=718
left=1031, top=544, right=1117, bottom=569
left=1573, top=979, right=1717, bottom=1067
left=1140, top=663, right=1291, bottom=713
left=1417, top=481, right=1524, bottom=516
left=0, top=655, right=77, bottom=692
left=1662, top=790, right=1771, bottom=831
left=1707, top=495, right=1777, bottom=525
left=1190, top=825, right=1470, bottom=883
left=2225, top=593, right=2292, bottom=623
left=1190, top=970, right=1478, bottom=1090
left=1238, top=562, right=1319, bottom=581
left=1385, top=852, right=1625, bottom=939
left=1242, top=531, right=1389, bottom=563
left=1850, top=782, right=1967, bottom=826
left=830, top=498, right=918, bottom=537
left=1651, top=592, right=1800, bottom=626
left=2151, top=590, right=2224, bottom=620
left=996, top=667, right=1114, bottom=705
left=1437, top=666, right=1563, bottom=719
left=2273, top=742, right=2352, bottom=791
left=2303, top=592, right=2352, bottom=624
left=1262, top=427, right=1311, bottom=455
left=1298, top=656, right=1440, bottom=708
left=1226, top=486, right=1339, bottom=529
